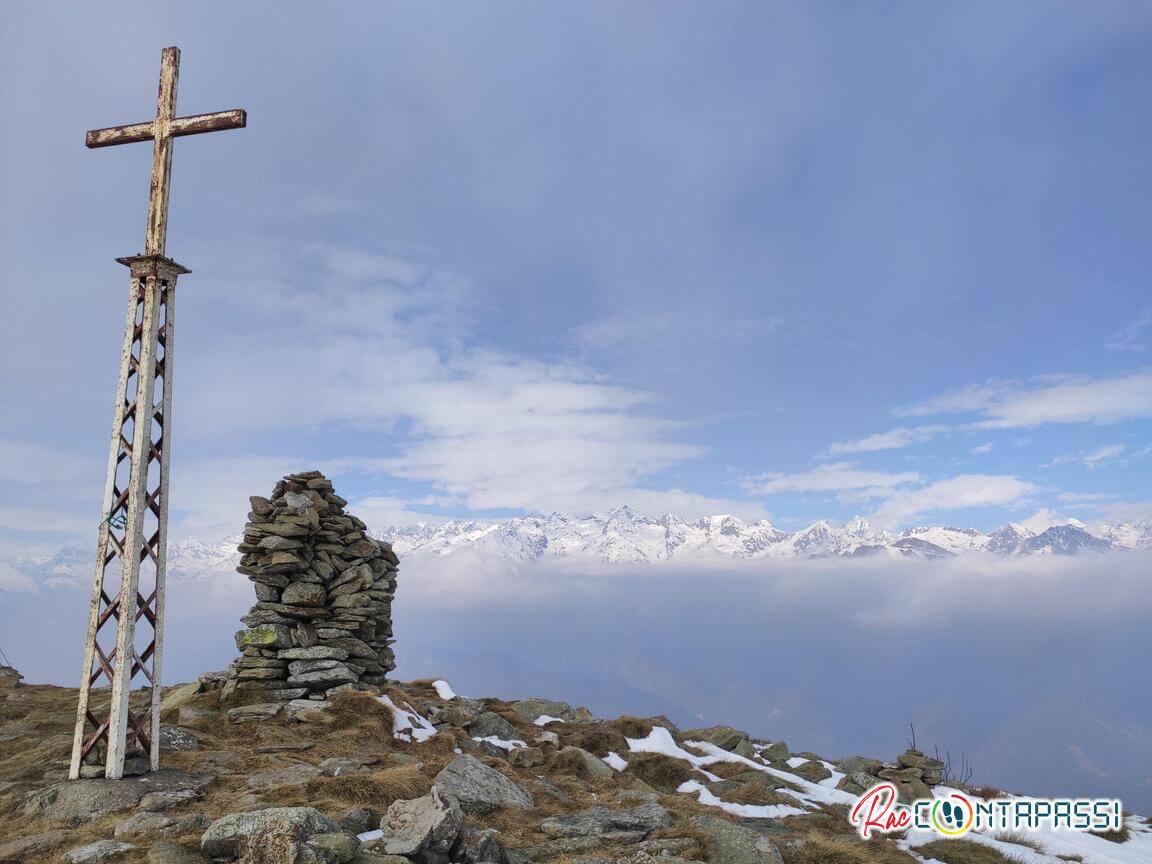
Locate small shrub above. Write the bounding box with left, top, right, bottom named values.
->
left=625, top=752, right=695, bottom=793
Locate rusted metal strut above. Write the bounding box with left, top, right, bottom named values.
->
left=69, top=47, right=244, bottom=781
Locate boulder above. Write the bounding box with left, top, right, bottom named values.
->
left=159, top=726, right=201, bottom=752
left=682, top=726, right=749, bottom=752
left=227, top=702, right=283, bottom=723
left=758, top=741, right=789, bottom=762
left=558, top=746, right=615, bottom=780
left=540, top=802, right=672, bottom=839
left=23, top=770, right=213, bottom=821
left=0, top=830, right=68, bottom=862
left=433, top=755, right=534, bottom=814
left=247, top=763, right=322, bottom=790
left=306, top=832, right=361, bottom=863
left=466, top=711, right=518, bottom=741
left=509, top=698, right=579, bottom=724
left=835, top=772, right=880, bottom=795
left=138, top=788, right=203, bottom=812
left=834, top=756, right=881, bottom=775
left=200, top=807, right=341, bottom=857
left=453, top=825, right=509, bottom=864
left=508, top=747, right=545, bottom=769
left=146, top=842, right=212, bottom=864
left=374, top=787, right=462, bottom=859
left=61, top=840, right=135, bottom=863
left=114, top=810, right=210, bottom=838
left=158, top=681, right=203, bottom=712
left=690, top=814, right=785, bottom=864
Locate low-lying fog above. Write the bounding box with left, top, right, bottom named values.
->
left=4, top=552, right=1149, bottom=811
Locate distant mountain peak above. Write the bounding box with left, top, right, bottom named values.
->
left=8, top=513, right=1148, bottom=586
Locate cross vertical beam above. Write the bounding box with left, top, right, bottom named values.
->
left=70, top=46, right=243, bottom=780
left=147, top=47, right=178, bottom=257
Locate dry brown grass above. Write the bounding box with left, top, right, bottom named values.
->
left=970, top=786, right=1005, bottom=801
left=610, top=715, right=655, bottom=739
left=994, top=830, right=1045, bottom=853
left=624, top=752, right=695, bottom=793
left=645, top=822, right=709, bottom=860
left=779, top=803, right=857, bottom=837
left=781, top=832, right=920, bottom=864
left=707, top=761, right=756, bottom=780
left=306, top=764, right=430, bottom=807
left=1089, top=823, right=1130, bottom=843
left=1055, top=855, right=1084, bottom=863
left=559, top=723, right=629, bottom=757
left=717, top=781, right=798, bottom=807
left=915, top=839, right=1027, bottom=864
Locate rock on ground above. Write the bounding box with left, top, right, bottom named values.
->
left=540, top=802, right=672, bottom=840
left=23, top=770, right=214, bottom=821
left=690, top=815, right=785, bottom=864
left=433, top=755, right=534, bottom=815
left=373, top=786, right=462, bottom=859
left=200, top=807, right=342, bottom=857
left=61, top=840, right=135, bottom=863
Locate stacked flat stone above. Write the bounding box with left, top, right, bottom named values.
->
left=223, top=471, right=398, bottom=701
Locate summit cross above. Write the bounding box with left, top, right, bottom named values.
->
left=70, top=46, right=245, bottom=780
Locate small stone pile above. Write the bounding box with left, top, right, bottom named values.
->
left=835, top=747, right=945, bottom=801
left=222, top=471, right=398, bottom=702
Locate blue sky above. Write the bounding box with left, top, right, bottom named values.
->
left=2, top=2, right=1151, bottom=557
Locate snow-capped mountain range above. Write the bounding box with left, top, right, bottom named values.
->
left=9, top=508, right=1149, bottom=586
left=374, top=507, right=1149, bottom=562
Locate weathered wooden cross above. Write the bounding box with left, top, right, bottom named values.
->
left=70, top=47, right=245, bottom=780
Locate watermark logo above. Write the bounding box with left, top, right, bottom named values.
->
left=849, top=783, right=1122, bottom=839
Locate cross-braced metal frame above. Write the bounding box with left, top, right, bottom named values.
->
left=69, top=46, right=243, bottom=779
left=70, top=255, right=187, bottom=779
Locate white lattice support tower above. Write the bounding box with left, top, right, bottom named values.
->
left=69, top=46, right=244, bottom=780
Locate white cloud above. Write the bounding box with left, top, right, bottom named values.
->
left=971, top=442, right=994, bottom=454
left=1107, top=304, right=1152, bottom=352
left=1043, top=444, right=1127, bottom=469
left=897, top=371, right=1152, bottom=428
left=1015, top=508, right=1077, bottom=533
left=0, top=562, right=36, bottom=592
left=170, top=245, right=745, bottom=520
left=0, top=438, right=93, bottom=488
left=825, top=425, right=949, bottom=455
left=868, top=474, right=1036, bottom=527
left=745, top=462, right=920, bottom=495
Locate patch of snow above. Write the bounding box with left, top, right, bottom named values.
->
left=603, top=751, right=628, bottom=772
left=432, top=679, right=457, bottom=700
left=377, top=694, right=437, bottom=743
left=356, top=829, right=383, bottom=843
left=472, top=735, right=526, bottom=751
left=534, top=714, right=564, bottom=726
left=678, top=780, right=808, bottom=819
left=786, top=756, right=807, bottom=768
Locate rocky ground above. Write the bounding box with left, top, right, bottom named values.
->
left=1, top=675, right=1149, bottom=864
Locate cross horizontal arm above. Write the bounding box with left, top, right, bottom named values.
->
left=86, top=109, right=247, bottom=149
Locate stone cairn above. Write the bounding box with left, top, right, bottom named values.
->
left=221, top=471, right=398, bottom=702
left=835, top=747, right=945, bottom=802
